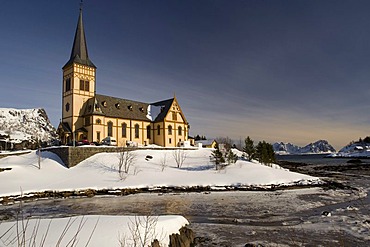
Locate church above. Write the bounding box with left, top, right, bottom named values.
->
left=58, top=8, right=189, bottom=147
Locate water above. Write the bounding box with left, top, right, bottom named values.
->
left=276, top=154, right=355, bottom=165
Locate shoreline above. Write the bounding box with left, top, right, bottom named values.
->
left=0, top=182, right=327, bottom=206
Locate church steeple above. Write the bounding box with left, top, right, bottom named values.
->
left=63, top=6, right=96, bottom=69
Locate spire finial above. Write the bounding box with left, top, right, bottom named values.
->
left=80, top=0, right=83, bottom=11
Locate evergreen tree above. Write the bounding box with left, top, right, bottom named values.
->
left=226, top=149, right=238, bottom=165
left=255, top=141, right=275, bottom=166
left=211, top=143, right=224, bottom=168
left=243, top=136, right=255, bottom=161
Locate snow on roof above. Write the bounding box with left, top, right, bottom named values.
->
left=146, top=104, right=163, bottom=121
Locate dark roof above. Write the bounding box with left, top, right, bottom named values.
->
left=83, top=94, right=175, bottom=123
left=63, top=9, right=96, bottom=69
left=58, top=122, right=72, bottom=133
left=151, top=98, right=174, bottom=122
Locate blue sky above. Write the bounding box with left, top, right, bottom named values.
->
left=1, top=0, right=370, bottom=149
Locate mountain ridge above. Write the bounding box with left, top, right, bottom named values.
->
left=273, top=140, right=336, bottom=154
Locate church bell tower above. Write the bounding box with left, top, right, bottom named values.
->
left=60, top=5, right=96, bottom=144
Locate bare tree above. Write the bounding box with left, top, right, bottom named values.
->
left=172, top=149, right=187, bottom=168
left=118, top=147, right=136, bottom=180
left=119, top=215, right=165, bottom=247
left=160, top=153, right=167, bottom=172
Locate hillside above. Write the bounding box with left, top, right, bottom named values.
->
left=0, top=108, right=57, bottom=149
left=273, top=140, right=336, bottom=154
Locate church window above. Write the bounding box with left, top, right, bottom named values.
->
left=146, top=126, right=151, bottom=139
left=108, top=121, right=113, bottom=137
left=172, top=112, right=177, bottom=121
left=65, top=103, right=70, bottom=112
left=122, top=123, right=127, bottom=138
left=178, top=126, right=182, bottom=136
left=84, top=81, right=89, bottom=91
left=79, top=80, right=90, bottom=91
left=169, top=138, right=172, bottom=144
left=65, top=78, right=71, bottom=92
left=96, top=118, right=101, bottom=124
left=135, top=124, right=140, bottom=138
left=97, top=131, right=101, bottom=142
left=168, top=125, right=172, bottom=135
left=157, top=125, right=160, bottom=135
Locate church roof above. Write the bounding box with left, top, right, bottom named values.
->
left=63, top=8, right=96, bottom=69
left=83, top=94, right=175, bottom=123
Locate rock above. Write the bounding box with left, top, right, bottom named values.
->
left=322, top=211, right=331, bottom=217
left=244, top=243, right=265, bottom=247
left=169, top=226, right=195, bottom=247
left=151, top=239, right=160, bottom=247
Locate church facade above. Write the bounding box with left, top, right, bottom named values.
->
left=58, top=9, right=189, bottom=147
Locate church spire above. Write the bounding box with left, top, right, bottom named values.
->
left=63, top=4, right=96, bottom=69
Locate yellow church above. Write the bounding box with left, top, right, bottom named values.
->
left=58, top=8, right=189, bottom=147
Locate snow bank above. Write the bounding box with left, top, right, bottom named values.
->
left=0, top=215, right=188, bottom=247
left=0, top=149, right=321, bottom=197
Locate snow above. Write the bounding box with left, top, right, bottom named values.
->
left=146, top=105, right=163, bottom=121
left=0, top=215, right=188, bottom=246
left=0, top=108, right=56, bottom=144
left=273, top=140, right=336, bottom=154
left=0, top=148, right=321, bottom=198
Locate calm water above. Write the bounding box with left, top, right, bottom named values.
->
left=276, top=154, right=354, bottom=166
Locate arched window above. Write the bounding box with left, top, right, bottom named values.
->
left=157, top=125, right=160, bottom=135
left=122, top=123, right=127, bottom=138
left=178, top=126, right=182, bottom=136
left=146, top=126, right=151, bottom=139
left=107, top=121, right=113, bottom=137
left=135, top=124, right=140, bottom=138
left=168, top=125, right=172, bottom=135
left=96, top=118, right=101, bottom=124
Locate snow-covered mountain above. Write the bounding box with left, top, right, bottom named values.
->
left=273, top=140, right=336, bottom=154
left=272, top=142, right=300, bottom=154
left=0, top=108, right=57, bottom=147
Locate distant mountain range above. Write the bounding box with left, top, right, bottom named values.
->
left=0, top=108, right=57, bottom=148
left=273, top=140, right=336, bottom=154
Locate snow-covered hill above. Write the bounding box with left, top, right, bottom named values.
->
left=273, top=140, right=336, bottom=154
left=0, top=108, right=57, bottom=147
left=329, top=141, right=370, bottom=158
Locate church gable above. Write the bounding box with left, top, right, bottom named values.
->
left=165, top=98, right=187, bottom=124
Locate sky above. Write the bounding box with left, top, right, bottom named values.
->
left=1, top=0, right=370, bottom=150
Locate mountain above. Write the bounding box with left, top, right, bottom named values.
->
left=0, top=108, right=57, bottom=149
left=272, top=142, right=300, bottom=154
left=273, top=140, right=336, bottom=154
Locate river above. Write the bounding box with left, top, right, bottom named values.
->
left=1, top=155, right=369, bottom=246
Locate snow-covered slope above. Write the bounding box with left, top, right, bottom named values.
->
left=273, top=140, right=336, bottom=154
left=0, top=149, right=321, bottom=198
left=0, top=215, right=188, bottom=247
left=329, top=141, right=370, bottom=157
left=0, top=108, right=57, bottom=145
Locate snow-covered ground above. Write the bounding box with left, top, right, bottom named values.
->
left=0, top=215, right=188, bottom=247
left=0, top=148, right=320, bottom=198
